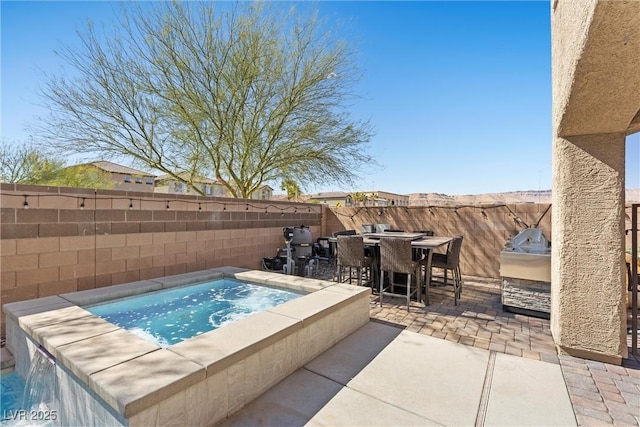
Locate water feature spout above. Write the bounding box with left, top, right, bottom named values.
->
left=19, top=346, right=58, bottom=423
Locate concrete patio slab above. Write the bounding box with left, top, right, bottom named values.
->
left=305, top=321, right=402, bottom=385
left=216, top=277, right=635, bottom=427
left=218, top=369, right=343, bottom=427
left=484, top=353, right=576, bottom=426
left=347, top=330, right=490, bottom=426
left=306, top=387, right=441, bottom=427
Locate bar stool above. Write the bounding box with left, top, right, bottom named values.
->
left=431, top=235, right=464, bottom=305
left=379, top=238, right=426, bottom=311
left=336, top=235, right=374, bottom=287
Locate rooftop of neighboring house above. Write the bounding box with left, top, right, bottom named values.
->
left=306, top=191, right=351, bottom=200
left=77, top=161, right=156, bottom=177
left=155, top=173, right=218, bottom=185
left=361, top=190, right=409, bottom=198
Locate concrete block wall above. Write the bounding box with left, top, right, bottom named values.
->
left=0, top=184, right=321, bottom=334
left=324, top=204, right=553, bottom=279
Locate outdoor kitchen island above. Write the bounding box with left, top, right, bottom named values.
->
left=499, top=228, right=552, bottom=319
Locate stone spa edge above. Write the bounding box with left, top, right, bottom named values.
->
left=3, top=267, right=371, bottom=426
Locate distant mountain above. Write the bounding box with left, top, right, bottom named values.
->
left=408, top=189, right=640, bottom=206
left=272, top=188, right=640, bottom=205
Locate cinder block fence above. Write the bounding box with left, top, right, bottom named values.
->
left=2, top=183, right=586, bottom=337
left=0, top=184, right=321, bottom=334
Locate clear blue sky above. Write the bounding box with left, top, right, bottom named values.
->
left=2, top=1, right=638, bottom=195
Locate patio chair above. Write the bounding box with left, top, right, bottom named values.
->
left=379, top=238, right=426, bottom=311
left=413, top=230, right=435, bottom=236
left=336, top=235, right=375, bottom=287
left=431, top=235, right=464, bottom=305
left=314, top=237, right=333, bottom=260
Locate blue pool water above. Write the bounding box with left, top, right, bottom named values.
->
left=1, top=373, right=25, bottom=418
left=86, top=279, right=303, bottom=347
left=1, top=371, right=59, bottom=426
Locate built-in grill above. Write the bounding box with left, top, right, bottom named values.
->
left=500, top=228, right=551, bottom=318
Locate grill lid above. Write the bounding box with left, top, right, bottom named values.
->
left=508, top=228, right=550, bottom=254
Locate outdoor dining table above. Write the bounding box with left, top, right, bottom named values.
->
left=330, top=232, right=453, bottom=305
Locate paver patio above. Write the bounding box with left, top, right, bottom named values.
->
left=367, top=276, right=640, bottom=427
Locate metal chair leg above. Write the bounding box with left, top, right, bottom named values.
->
left=420, top=266, right=428, bottom=306
left=453, top=266, right=461, bottom=305
left=406, top=274, right=411, bottom=312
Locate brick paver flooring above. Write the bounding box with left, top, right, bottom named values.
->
left=362, top=275, right=640, bottom=427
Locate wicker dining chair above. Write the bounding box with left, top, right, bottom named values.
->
left=336, top=235, right=374, bottom=287
left=379, top=238, right=426, bottom=311
left=431, top=235, right=464, bottom=305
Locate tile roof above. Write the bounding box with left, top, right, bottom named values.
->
left=88, top=161, right=155, bottom=176
left=307, top=191, right=351, bottom=199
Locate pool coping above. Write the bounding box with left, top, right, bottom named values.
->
left=2, top=267, right=370, bottom=424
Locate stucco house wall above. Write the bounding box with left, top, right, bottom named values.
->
left=551, top=0, right=640, bottom=363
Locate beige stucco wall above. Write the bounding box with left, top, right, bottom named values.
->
left=551, top=0, right=640, bottom=363
left=110, top=172, right=156, bottom=193
left=553, top=0, right=640, bottom=137
left=551, top=133, right=627, bottom=362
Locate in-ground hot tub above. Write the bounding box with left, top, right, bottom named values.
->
left=3, top=267, right=370, bottom=426
left=85, top=277, right=305, bottom=348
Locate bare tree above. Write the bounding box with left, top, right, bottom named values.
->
left=0, top=140, right=114, bottom=189
left=0, top=140, right=113, bottom=188
left=35, top=2, right=374, bottom=198
left=0, top=140, right=61, bottom=184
